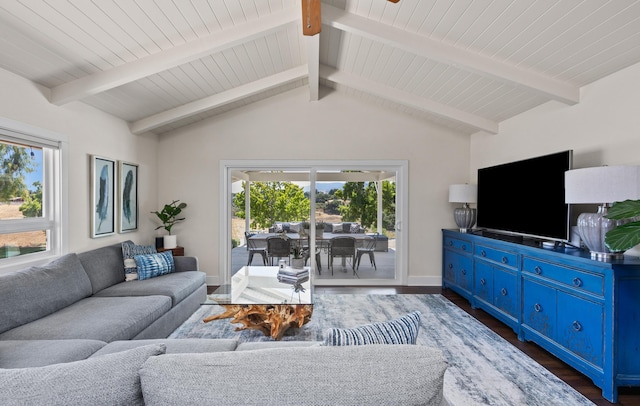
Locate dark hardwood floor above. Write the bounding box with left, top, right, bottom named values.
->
left=207, top=284, right=639, bottom=405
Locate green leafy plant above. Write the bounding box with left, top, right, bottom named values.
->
left=151, top=200, right=187, bottom=235
left=604, top=199, right=640, bottom=252
left=292, top=246, right=303, bottom=259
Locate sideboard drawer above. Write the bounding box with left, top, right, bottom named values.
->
left=444, top=236, right=471, bottom=253
left=475, top=244, right=518, bottom=269
left=523, top=257, right=604, bottom=296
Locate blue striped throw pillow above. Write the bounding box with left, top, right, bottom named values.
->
left=134, top=251, right=175, bottom=281
left=122, top=242, right=157, bottom=281
left=323, top=311, right=421, bottom=346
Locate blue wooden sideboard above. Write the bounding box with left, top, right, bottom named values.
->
left=442, top=229, right=640, bottom=403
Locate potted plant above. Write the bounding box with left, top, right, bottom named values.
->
left=315, top=221, right=326, bottom=239
left=151, top=200, right=187, bottom=249
left=291, top=246, right=305, bottom=269
left=605, top=199, right=640, bottom=253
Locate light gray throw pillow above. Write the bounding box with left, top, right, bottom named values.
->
left=0, top=343, right=165, bottom=406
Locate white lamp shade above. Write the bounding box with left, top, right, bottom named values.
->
left=449, top=184, right=477, bottom=204
left=565, top=166, right=640, bottom=204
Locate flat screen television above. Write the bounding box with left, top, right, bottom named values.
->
left=476, top=150, right=573, bottom=242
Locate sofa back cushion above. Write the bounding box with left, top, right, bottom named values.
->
left=78, top=242, right=128, bottom=294
left=0, top=344, right=165, bottom=406
left=139, top=345, right=448, bottom=406
left=0, top=253, right=92, bottom=334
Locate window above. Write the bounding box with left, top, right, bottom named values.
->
left=0, top=118, right=67, bottom=272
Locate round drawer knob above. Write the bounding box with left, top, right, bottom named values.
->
left=462, top=245, right=466, bottom=251
left=534, top=303, right=542, bottom=312
left=480, top=278, right=486, bottom=285
left=501, top=288, right=507, bottom=296
left=461, top=269, right=466, bottom=275
left=481, top=250, right=486, bottom=257
left=534, top=266, right=542, bottom=275
left=572, top=277, right=583, bottom=287
left=572, top=321, right=583, bottom=332
left=448, top=263, right=453, bottom=269
left=501, top=256, right=508, bottom=264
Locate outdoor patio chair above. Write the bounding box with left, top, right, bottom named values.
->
left=266, top=236, right=291, bottom=266
left=328, top=236, right=356, bottom=275
left=302, top=237, right=323, bottom=274
left=356, top=234, right=378, bottom=270
left=245, top=231, right=267, bottom=266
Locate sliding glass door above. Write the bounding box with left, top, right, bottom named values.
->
left=220, top=160, right=407, bottom=287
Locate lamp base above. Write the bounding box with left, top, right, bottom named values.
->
left=453, top=205, right=476, bottom=233
left=589, top=251, right=625, bottom=261
left=577, top=205, right=629, bottom=262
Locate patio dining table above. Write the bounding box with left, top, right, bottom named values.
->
left=247, top=232, right=370, bottom=269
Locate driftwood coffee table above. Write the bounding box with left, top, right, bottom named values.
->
left=203, top=304, right=313, bottom=341
left=204, top=266, right=313, bottom=340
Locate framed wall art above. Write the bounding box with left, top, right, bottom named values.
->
left=90, top=155, right=116, bottom=238
left=118, top=161, right=138, bottom=233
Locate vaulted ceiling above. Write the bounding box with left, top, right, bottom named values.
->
left=1, top=0, right=639, bottom=135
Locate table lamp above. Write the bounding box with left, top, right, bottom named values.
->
left=565, top=165, right=640, bottom=260
left=449, top=184, right=477, bottom=233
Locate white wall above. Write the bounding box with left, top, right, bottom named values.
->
left=470, top=62, right=640, bottom=175
left=470, top=61, right=640, bottom=255
left=0, top=68, right=159, bottom=254
left=158, top=87, right=470, bottom=285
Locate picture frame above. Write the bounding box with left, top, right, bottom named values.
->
left=90, top=155, right=116, bottom=238
left=118, top=161, right=139, bottom=233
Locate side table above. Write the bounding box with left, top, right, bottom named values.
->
left=157, top=246, right=184, bottom=256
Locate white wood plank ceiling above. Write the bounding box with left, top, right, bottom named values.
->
left=0, top=0, right=639, bottom=135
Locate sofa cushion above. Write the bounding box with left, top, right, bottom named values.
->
left=0, top=344, right=165, bottom=406
left=331, top=223, right=343, bottom=233
left=139, top=345, right=447, bottom=406
left=78, top=242, right=128, bottom=294
left=0, top=339, right=106, bottom=368
left=135, top=251, right=175, bottom=280
left=92, top=338, right=238, bottom=357
left=0, top=296, right=172, bottom=342
left=122, top=241, right=157, bottom=281
left=0, top=253, right=92, bottom=334
left=323, top=311, right=421, bottom=346
left=93, top=271, right=206, bottom=306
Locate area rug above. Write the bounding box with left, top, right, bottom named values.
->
left=170, top=294, right=594, bottom=406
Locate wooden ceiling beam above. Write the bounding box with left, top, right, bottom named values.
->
left=130, top=66, right=308, bottom=134
left=49, top=8, right=298, bottom=105
left=320, top=65, right=499, bottom=134
left=302, top=0, right=321, bottom=36
left=323, top=4, right=579, bottom=105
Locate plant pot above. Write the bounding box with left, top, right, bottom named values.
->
left=316, top=229, right=324, bottom=239
left=163, top=235, right=177, bottom=249
left=291, top=258, right=305, bottom=269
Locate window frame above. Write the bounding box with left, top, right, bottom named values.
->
left=0, top=117, right=68, bottom=273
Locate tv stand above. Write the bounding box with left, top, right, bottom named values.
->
left=442, top=229, right=640, bottom=403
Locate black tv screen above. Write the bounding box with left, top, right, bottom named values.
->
left=477, top=150, right=573, bottom=241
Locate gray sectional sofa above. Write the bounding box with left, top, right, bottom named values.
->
left=0, top=241, right=207, bottom=367
left=0, top=242, right=448, bottom=405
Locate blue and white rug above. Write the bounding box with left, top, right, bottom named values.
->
left=170, top=294, right=594, bottom=406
